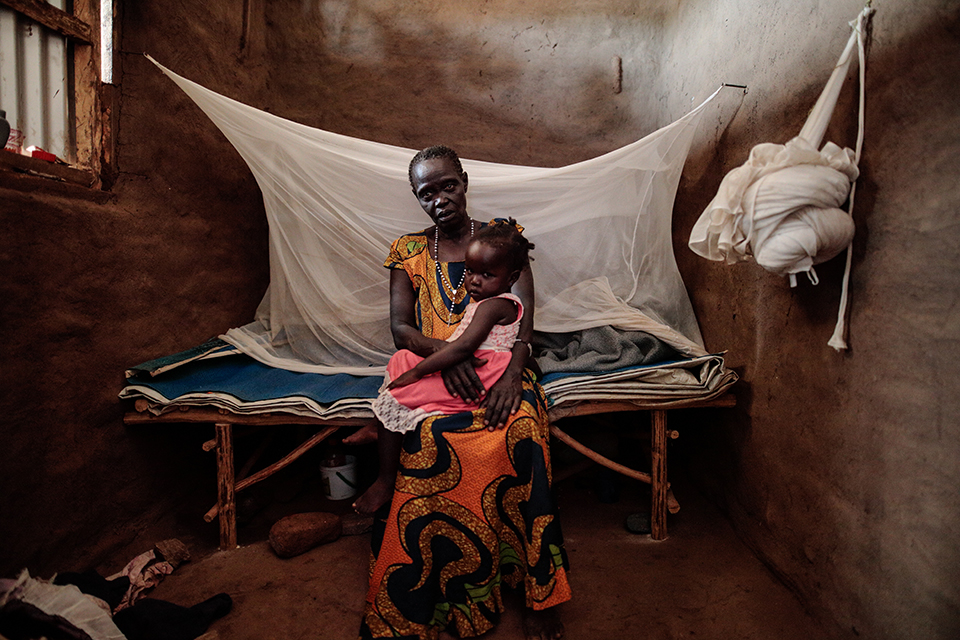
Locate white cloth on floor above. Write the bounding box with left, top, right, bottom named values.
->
left=0, top=569, right=127, bottom=640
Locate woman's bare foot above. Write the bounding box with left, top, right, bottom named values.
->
left=343, top=421, right=379, bottom=446
left=352, top=477, right=394, bottom=515
left=522, top=607, right=564, bottom=640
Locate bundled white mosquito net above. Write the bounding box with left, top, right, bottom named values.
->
left=149, top=56, right=722, bottom=375
left=688, top=7, right=872, bottom=350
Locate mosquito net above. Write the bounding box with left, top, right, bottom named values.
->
left=149, top=57, right=721, bottom=375
left=688, top=7, right=872, bottom=350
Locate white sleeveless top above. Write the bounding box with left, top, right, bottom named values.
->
left=447, top=293, right=522, bottom=352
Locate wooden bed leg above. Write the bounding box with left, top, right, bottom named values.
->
left=651, top=409, right=668, bottom=540
left=203, top=425, right=340, bottom=522
left=215, top=423, right=238, bottom=550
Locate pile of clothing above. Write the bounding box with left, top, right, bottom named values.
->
left=0, top=540, right=231, bottom=640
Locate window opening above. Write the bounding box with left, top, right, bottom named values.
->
left=0, top=3, right=73, bottom=161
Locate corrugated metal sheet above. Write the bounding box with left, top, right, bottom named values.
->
left=101, top=0, right=113, bottom=84
left=0, top=1, right=73, bottom=161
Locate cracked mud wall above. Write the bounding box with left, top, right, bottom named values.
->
left=0, top=3, right=272, bottom=574
left=1, top=1, right=958, bottom=638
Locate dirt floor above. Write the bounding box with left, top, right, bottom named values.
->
left=136, top=453, right=841, bottom=640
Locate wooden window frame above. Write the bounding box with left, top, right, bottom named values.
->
left=0, top=0, right=116, bottom=191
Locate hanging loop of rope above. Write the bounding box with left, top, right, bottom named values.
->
left=828, top=4, right=875, bottom=352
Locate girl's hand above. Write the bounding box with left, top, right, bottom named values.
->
left=387, top=370, right=422, bottom=390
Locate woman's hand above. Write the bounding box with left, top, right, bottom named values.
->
left=477, top=265, right=535, bottom=430
left=480, top=366, right=523, bottom=430
left=440, top=356, right=488, bottom=402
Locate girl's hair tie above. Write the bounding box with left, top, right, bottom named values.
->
left=491, top=217, right=525, bottom=234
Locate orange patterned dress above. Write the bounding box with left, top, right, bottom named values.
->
left=359, top=227, right=571, bottom=640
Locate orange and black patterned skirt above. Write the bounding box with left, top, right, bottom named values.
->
left=359, top=371, right=571, bottom=639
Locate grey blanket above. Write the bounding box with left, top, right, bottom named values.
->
left=534, top=326, right=681, bottom=374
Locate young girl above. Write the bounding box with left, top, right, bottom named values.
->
left=353, top=219, right=535, bottom=514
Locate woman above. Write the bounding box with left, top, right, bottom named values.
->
left=358, top=146, right=570, bottom=640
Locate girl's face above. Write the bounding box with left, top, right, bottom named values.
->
left=464, top=241, right=520, bottom=301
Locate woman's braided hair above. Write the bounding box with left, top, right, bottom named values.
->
left=473, top=218, right=535, bottom=273
left=408, top=145, right=464, bottom=188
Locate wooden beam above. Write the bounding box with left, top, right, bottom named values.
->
left=546, top=393, right=735, bottom=421
left=125, top=407, right=372, bottom=428
left=550, top=424, right=652, bottom=485
left=0, top=171, right=111, bottom=203
left=0, top=0, right=94, bottom=44
left=127, top=391, right=734, bottom=548
left=0, top=151, right=96, bottom=187
left=215, top=423, right=237, bottom=550
left=667, top=488, right=680, bottom=515
left=650, top=410, right=668, bottom=541
left=204, top=426, right=340, bottom=523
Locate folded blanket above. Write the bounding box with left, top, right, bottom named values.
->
left=534, top=326, right=681, bottom=374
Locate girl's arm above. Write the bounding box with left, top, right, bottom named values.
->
left=388, top=268, right=486, bottom=401
left=388, top=298, right=517, bottom=389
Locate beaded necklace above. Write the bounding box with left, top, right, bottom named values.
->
left=435, top=219, right=475, bottom=323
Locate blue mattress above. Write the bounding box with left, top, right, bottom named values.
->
left=125, top=354, right=382, bottom=403
left=121, top=347, right=736, bottom=420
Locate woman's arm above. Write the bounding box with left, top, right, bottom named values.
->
left=388, top=298, right=516, bottom=389
left=481, top=265, right=535, bottom=428
left=389, top=268, right=445, bottom=356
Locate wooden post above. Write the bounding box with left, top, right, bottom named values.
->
left=215, top=423, right=237, bottom=550
left=650, top=409, right=668, bottom=540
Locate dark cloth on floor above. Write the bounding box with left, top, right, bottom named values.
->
left=54, top=571, right=130, bottom=612
left=113, top=593, right=232, bottom=640
left=0, top=599, right=95, bottom=640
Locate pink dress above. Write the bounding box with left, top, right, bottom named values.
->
left=373, top=293, right=523, bottom=434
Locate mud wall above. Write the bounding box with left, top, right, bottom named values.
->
left=1, top=0, right=957, bottom=637
left=0, top=4, right=272, bottom=574
left=664, top=2, right=960, bottom=639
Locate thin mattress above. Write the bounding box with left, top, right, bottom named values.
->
left=120, top=341, right=736, bottom=420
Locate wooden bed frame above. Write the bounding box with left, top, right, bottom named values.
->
left=124, top=393, right=735, bottom=550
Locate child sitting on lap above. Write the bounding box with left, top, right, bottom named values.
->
left=353, top=219, right=534, bottom=514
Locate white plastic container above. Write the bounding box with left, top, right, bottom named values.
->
left=320, top=454, right=357, bottom=500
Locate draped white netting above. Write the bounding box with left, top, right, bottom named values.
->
left=150, top=56, right=721, bottom=375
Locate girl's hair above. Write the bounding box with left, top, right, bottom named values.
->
left=473, top=218, right=535, bottom=273
left=408, top=145, right=464, bottom=188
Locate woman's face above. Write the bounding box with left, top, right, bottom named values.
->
left=411, top=157, right=469, bottom=232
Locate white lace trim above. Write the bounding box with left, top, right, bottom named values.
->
left=372, top=374, right=445, bottom=434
